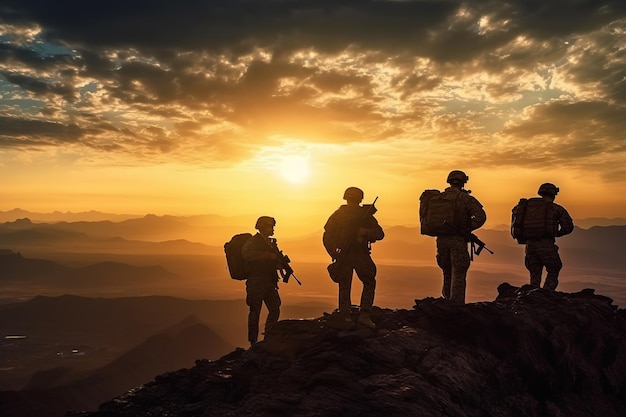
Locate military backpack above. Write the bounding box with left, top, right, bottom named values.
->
left=419, top=189, right=460, bottom=236
left=511, top=198, right=558, bottom=244
left=224, top=233, right=252, bottom=280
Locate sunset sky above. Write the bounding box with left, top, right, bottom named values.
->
left=1, top=1, right=625, bottom=234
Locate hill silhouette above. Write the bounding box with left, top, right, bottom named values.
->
left=0, top=294, right=333, bottom=395
left=1, top=316, right=234, bottom=417
left=0, top=214, right=241, bottom=247
left=0, top=219, right=214, bottom=255
left=0, top=251, right=177, bottom=287
left=0, top=209, right=141, bottom=223
left=3, top=217, right=626, bottom=271
left=71, top=284, right=626, bottom=417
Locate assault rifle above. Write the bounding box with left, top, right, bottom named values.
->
left=328, top=197, right=378, bottom=282
left=443, top=220, right=494, bottom=261
left=269, top=238, right=302, bottom=285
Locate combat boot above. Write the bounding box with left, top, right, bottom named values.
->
left=358, top=311, right=376, bottom=329
left=326, top=311, right=354, bottom=330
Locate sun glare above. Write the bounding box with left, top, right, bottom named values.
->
left=279, top=155, right=310, bottom=184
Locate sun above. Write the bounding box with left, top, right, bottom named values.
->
left=278, top=154, right=310, bottom=184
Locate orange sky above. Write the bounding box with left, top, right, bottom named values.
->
left=1, top=1, right=625, bottom=235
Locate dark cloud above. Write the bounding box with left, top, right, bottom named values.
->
left=0, top=0, right=624, bottom=166
left=4, top=0, right=623, bottom=57
left=505, top=101, right=626, bottom=144
left=0, top=43, right=74, bottom=70
left=0, top=116, right=83, bottom=143
left=0, top=71, right=75, bottom=99
left=1, top=0, right=454, bottom=55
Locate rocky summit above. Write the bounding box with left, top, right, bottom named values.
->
left=77, top=284, right=626, bottom=417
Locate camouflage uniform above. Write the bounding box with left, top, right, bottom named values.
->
left=323, top=204, right=384, bottom=315
left=435, top=187, right=486, bottom=304
left=524, top=203, right=573, bottom=290
left=242, top=233, right=281, bottom=344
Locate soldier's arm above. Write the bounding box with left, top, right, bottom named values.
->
left=556, top=206, right=574, bottom=236
left=365, top=217, right=384, bottom=242
left=469, top=197, right=487, bottom=230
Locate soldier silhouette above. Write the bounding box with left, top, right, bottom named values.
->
left=420, top=171, right=486, bottom=304
left=241, top=216, right=283, bottom=345
left=512, top=183, right=574, bottom=290
left=323, top=187, right=384, bottom=328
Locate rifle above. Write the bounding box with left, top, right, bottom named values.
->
left=269, top=238, right=302, bottom=285
left=328, top=197, right=378, bottom=281
left=443, top=220, right=494, bottom=261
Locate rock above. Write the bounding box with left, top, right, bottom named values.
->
left=75, top=285, right=626, bottom=417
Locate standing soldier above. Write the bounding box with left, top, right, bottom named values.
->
left=242, top=216, right=282, bottom=345
left=323, top=187, right=384, bottom=329
left=420, top=170, right=486, bottom=304
left=512, top=183, right=574, bottom=290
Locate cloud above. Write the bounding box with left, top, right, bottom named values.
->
left=0, top=116, right=83, bottom=144
left=0, top=0, right=624, bottom=171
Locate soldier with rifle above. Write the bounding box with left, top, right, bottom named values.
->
left=323, top=187, right=384, bottom=329
left=241, top=216, right=290, bottom=345
left=421, top=170, right=487, bottom=304
left=269, top=239, right=301, bottom=285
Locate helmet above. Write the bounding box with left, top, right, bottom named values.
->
left=447, top=170, right=468, bottom=184
left=538, top=183, right=559, bottom=196
left=343, top=187, right=364, bottom=201
left=255, top=216, right=276, bottom=229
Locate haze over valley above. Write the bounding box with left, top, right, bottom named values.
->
left=1, top=209, right=625, bottom=417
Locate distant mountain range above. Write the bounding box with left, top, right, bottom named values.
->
left=0, top=208, right=142, bottom=223
left=0, top=311, right=234, bottom=417
left=0, top=218, right=218, bottom=255
left=0, top=294, right=333, bottom=390
left=0, top=250, right=178, bottom=288
left=0, top=294, right=333, bottom=417
left=2, top=219, right=625, bottom=282
left=0, top=209, right=241, bottom=225
left=1, top=209, right=624, bottom=246
left=0, top=210, right=249, bottom=245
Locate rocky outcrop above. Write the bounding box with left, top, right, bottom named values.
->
left=77, top=284, right=626, bottom=417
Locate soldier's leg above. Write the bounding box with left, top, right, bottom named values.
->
left=246, top=288, right=263, bottom=344
left=450, top=240, right=470, bottom=304
left=542, top=244, right=562, bottom=290
left=354, top=255, right=377, bottom=312
left=436, top=239, right=452, bottom=299
left=337, top=262, right=354, bottom=315
left=524, top=245, right=543, bottom=287
left=263, top=286, right=282, bottom=335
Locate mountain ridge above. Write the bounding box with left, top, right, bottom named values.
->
left=70, top=284, right=626, bottom=417
left=0, top=251, right=178, bottom=287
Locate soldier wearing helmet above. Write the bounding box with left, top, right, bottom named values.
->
left=520, top=183, right=573, bottom=290
left=241, top=216, right=283, bottom=345
left=323, top=187, right=384, bottom=329
left=430, top=170, right=486, bottom=304
left=447, top=170, right=469, bottom=184
left=538, top=183, right=559, bottom=197
left=343, top=186, right=364, bottom=201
